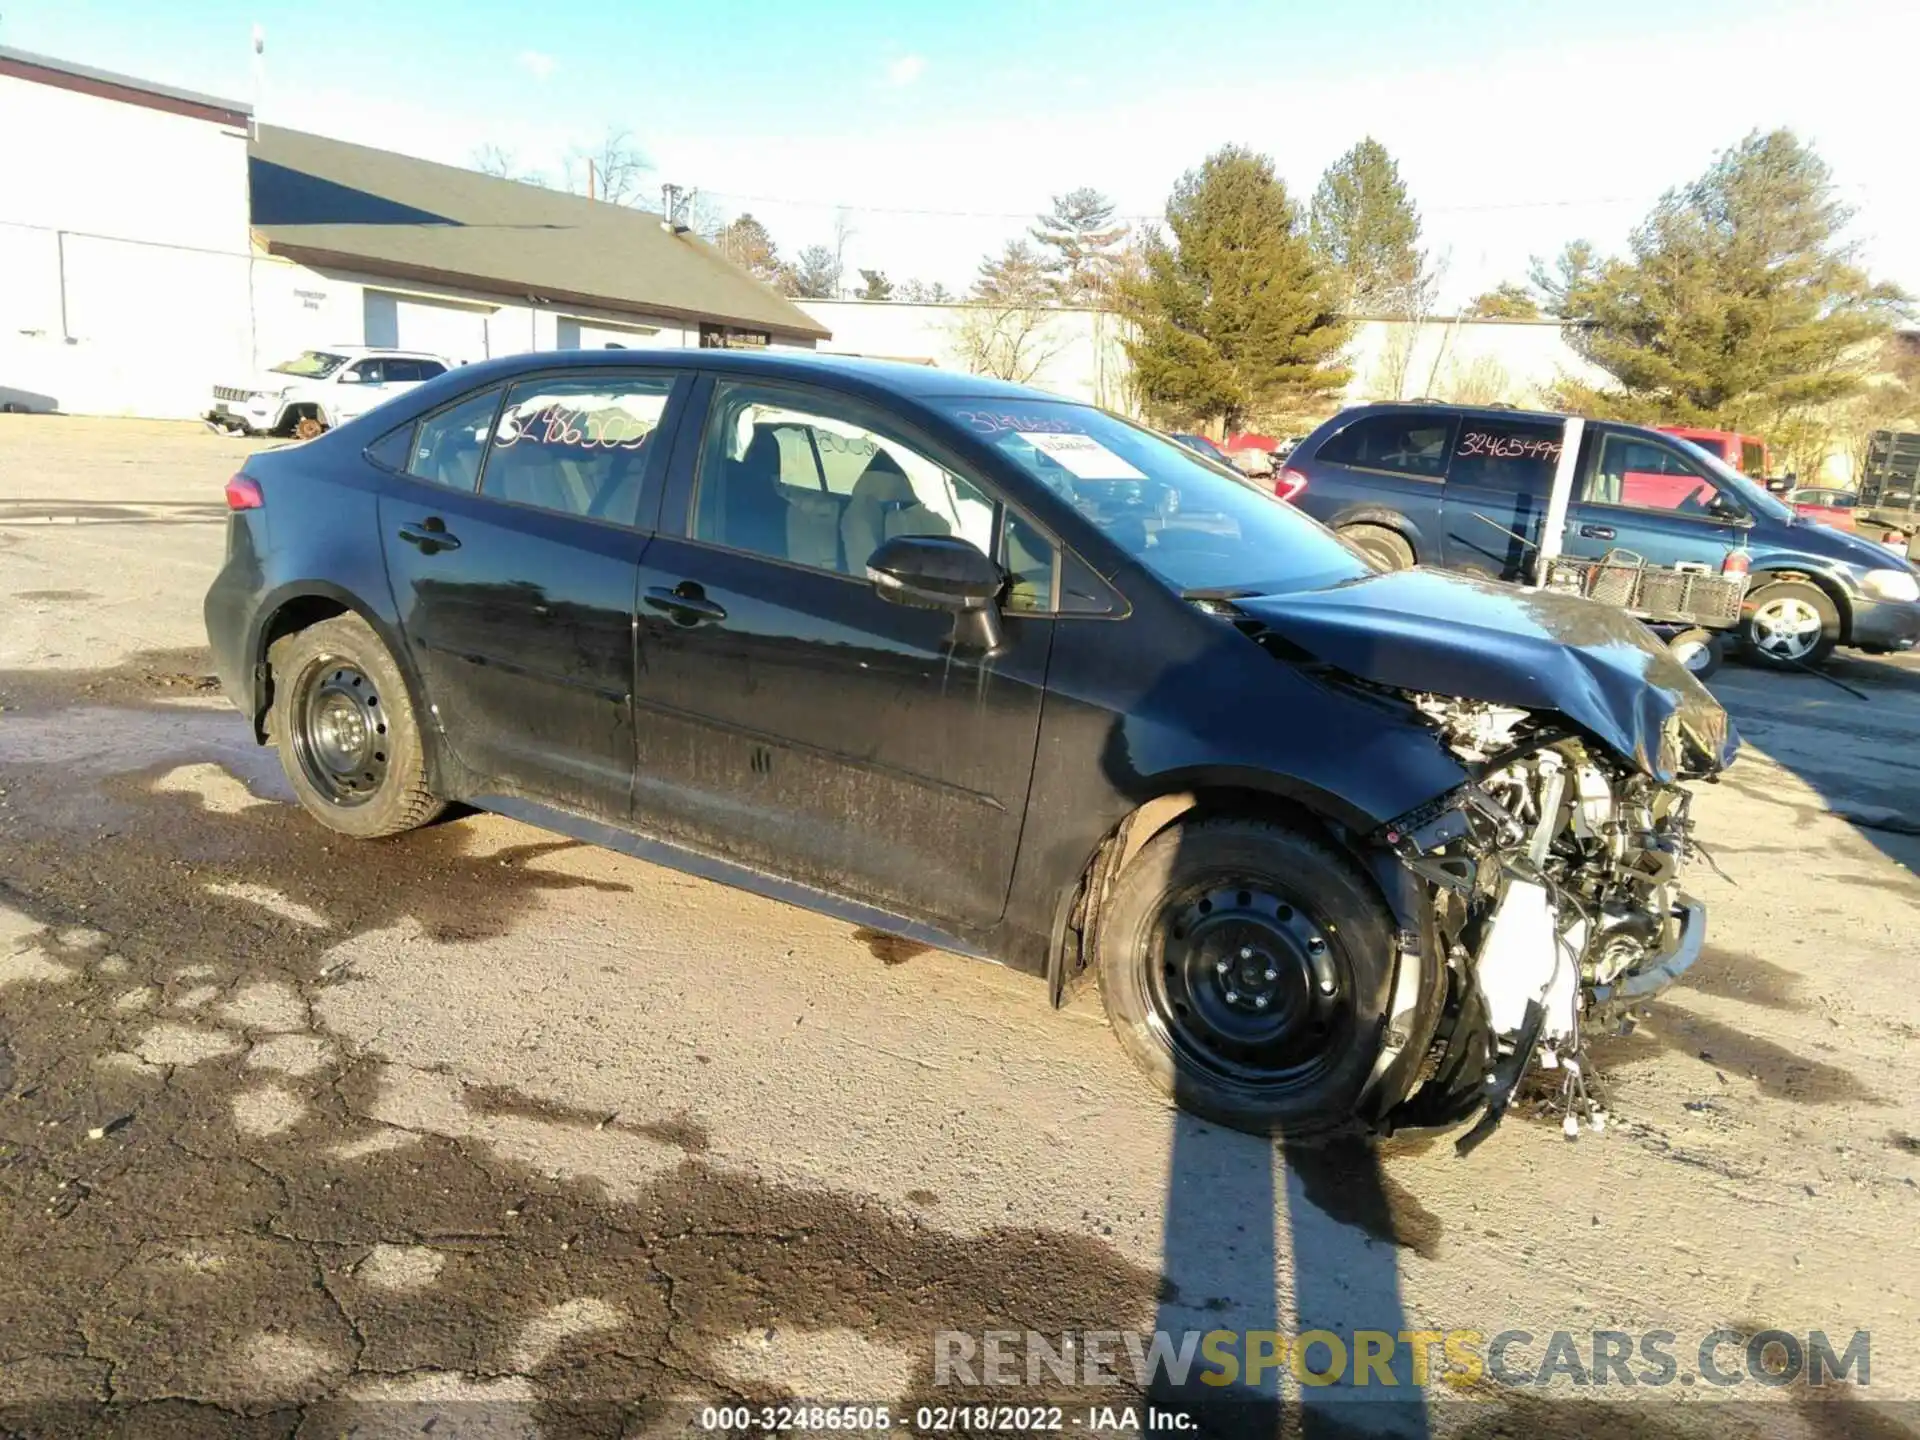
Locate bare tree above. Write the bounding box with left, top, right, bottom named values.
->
left=950, top=304, right=1066, bottom=385
left=562, top=127, right=651, bottom=205
left=471, top=143, right=550, bottom=187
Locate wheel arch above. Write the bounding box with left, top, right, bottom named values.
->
left=1329, top=506, right=1428, bottom=562
left=246, top=584, right=456, bottom=794
left=1748, top=566, right=1854, bottom=640
left=1045, top=772, right=1420, bottom=1009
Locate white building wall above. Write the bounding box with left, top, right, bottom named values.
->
left=247, top=256, right=703, bottom=375
left=0, top=70, right=252, bottom=417
left=798, top=300, right=1135, bottom=412
left=798, top=301, right=1615, bottom=426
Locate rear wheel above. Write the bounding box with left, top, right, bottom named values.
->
left=1095, top=817, right=1404, bottom=1139
left=269, top=614, right=444, bottom=839
left=1340, top=523, right=1415, bottom=571
left=1740, top=580, right=1839, bottom=669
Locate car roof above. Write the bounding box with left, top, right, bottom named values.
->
left=1315, top=401, right=1730, bottom=448
left=416, top=348, right=1082, bottom=404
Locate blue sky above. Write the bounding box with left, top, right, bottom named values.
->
left=5, top=0, right=1914, bottom=305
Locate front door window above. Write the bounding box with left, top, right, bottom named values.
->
left=1585, top=434, right=1731, bottom=518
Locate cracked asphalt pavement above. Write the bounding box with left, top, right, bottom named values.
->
left=2, top=418, right=1919, bottom=1439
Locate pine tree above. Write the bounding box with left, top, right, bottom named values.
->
left=1030, top=188, right=1130, bottom=306
left=971, top=240, right=1053, bottom=306
left=1121, top=146, right=1349, bottom=430
left=788, top=245, right=843, bottom=299
left=857, top=269, right=894, bottom=300
left=1308, top=138, right=1427, bottom=314
left=1548, top=130, right=1902, bottom=428
left=715, top=214, right=784, bottom=288
left=1467, top=283, right=1541, bottom=319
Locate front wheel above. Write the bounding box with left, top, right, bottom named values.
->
left=1740, top=580, right=1839, bottom=669
left=1094, top=817, right=1405, bottom=1139
left=269, top=614, right=445, bottom=839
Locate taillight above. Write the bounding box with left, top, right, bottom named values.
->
left=225, top=474, right=263, bottom=510
left=1274, top=467, right=1308, bottom=502
left=1722, top=548, right=1750, bottom=576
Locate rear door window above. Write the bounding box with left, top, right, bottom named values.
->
left=1314, top=413, right=1457, bottom=478
left=406, top=387, right=503, bottom=491
left=479, top=374, right=676, bottom=524
left=1447, top=419, right=1565, bottom=495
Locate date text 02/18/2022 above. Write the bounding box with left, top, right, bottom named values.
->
left=696, top=1404, right=1198, bottom=1432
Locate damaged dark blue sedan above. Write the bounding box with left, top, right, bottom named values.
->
left=204, top=351, right=1737, bottom=1150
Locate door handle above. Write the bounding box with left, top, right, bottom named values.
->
left=397, top=516, right=460, bottom=553
left=1579, top=524, right=1616, bottom=541
left=645, top=583, right=728, bottom=625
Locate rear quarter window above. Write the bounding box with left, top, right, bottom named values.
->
left=1448, top=419, right=1565, bottom=495
left=1313, top=413, right=1457, bottom=478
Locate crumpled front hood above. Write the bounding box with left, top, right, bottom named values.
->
left=1234, top=569, right=1740, bottom=782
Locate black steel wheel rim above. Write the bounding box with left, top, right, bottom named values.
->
left=1145, top=880, right=1354, bottom=1090
left=291, top=659, right=389, bottom=806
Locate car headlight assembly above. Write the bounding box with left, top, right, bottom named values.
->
left=1862, top=568, right=1920, bottom=603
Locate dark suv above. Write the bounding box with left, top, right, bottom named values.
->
left=1283, top=403, right=1920, bottom=668
left=205, top=352, right=1734, bottom=1150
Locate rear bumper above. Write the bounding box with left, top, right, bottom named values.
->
left=1847, top=596, right=1920, bottom=653
left=203, top=548, right=259, bottom=724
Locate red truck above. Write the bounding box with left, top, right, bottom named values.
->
left=1658, top=426, right=1772, bottom=479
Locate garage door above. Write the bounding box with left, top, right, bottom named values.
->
left=364, top=291, right=491, bottom=366
left=556, top=316, right=667, bottom=350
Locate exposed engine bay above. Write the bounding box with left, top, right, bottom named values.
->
left=1376, top=695, right=1712, bottom=1154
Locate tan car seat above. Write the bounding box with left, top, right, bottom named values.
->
left=841, top=450, right=951, bottom=572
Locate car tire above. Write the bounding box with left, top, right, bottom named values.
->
left=1094, top=816, right=1403, bottom=1140
left=1740, top=580, right=1840, bottom=670
left=1340, top=523, right=1415, bottom=571
left=1665, top=627, right=1724, bottom=681
left=268, top=614, right=445, bottom=839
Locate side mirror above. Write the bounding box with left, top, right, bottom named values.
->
left=1706, top=491, right=1750, bottom=524
left=866, top=533, right=1007, bottom=651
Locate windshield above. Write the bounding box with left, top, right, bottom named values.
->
left=270, top=351, right=349, bottom=379
left=1175, top=433, right=1229, bottom=462
left=1671, top=437, right=1795, bottom=522
left=940, top=399, right=1374, bottom=596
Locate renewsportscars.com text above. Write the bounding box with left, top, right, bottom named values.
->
left=933, top=1328, right=1870, bottom=1390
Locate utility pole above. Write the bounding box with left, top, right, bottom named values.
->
left=250, top=24, right=265, bottom=128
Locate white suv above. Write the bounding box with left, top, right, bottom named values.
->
left=207, top=348, right=451, bottom=439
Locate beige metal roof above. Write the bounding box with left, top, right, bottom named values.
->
left=249, top=125, right=829, bottom=342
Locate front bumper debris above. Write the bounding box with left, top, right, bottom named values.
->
left=1593, top=896, right=1706, bottom=1008
left=1370, top=705, right=1726, bottom=1155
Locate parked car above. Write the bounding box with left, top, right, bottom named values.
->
left=206, top=353, right=1736, bottom=1150
left=1281, top=402, right=1920, bottom=669
left=1785, top=487, right=1859, bottom=532
left=207, top=348, right=451, bottom=439
left=1657, top=425, right=1771, bottom=480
